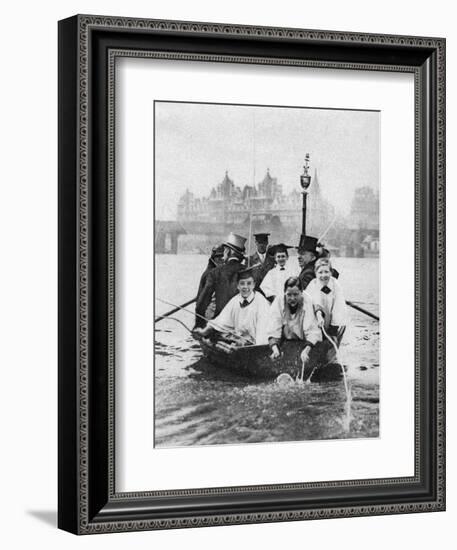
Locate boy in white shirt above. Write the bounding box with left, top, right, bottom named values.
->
left=306, top=258, right=347, bottom=335
left=194, top=267, right=271, bottom=346
left=260, top=243, right=297, bottom=302
left=306, top=258, right=347, bottom=364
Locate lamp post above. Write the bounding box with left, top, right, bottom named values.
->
left=300, top=153, right=312, bottom=235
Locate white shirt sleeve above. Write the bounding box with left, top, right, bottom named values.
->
left=266, top=296, right=284, bottom=341
left=254, top=293, right=272, bottom=345
left=209, top=295, right=237, bottom=332
left=260, top=269, right=275, bottom=298
left=330, top=278, right=347, bottom=326
left=301, top=292, right=322, bottom=346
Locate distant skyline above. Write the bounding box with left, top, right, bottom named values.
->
left=155, top=101, right=380, bottom=220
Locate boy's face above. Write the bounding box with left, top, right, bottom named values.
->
left=285, top=286, right=301, bottom=307
left=275, top=252, right=288, bottom=267
left=316, top=265, right=331, bottom=285
left=237, top=277, right=255, bottom=298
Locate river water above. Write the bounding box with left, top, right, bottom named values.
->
left=154, top=255, right=379, bottom=447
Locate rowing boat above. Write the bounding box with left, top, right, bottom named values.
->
left=198, top=338, right=344, bottom=382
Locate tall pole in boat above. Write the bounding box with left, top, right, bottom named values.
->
left=300, top=153, right=312, bottom=235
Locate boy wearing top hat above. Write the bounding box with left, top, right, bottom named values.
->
left=249, top=232, right=275, bottom=286
left=260, top=243, right=297, bottom=302
left=194, top=267, right=271, bottom=346
left=195, top=233, right=247, bottom=328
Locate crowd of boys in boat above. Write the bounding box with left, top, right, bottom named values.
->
left=193, top=231, right=347, bottom=368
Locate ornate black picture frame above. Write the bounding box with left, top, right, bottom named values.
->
left=58, top=14, right=445, bottom=534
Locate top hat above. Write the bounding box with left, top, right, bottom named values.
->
left=253, top=232, right=270, bottom=243
left=268, top=243, right=293, bottom=256
left=296, top=234, right=318, bottom=253
left=223, top=233, right=247, bottom=254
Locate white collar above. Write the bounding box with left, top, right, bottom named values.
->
left=239, top=292, right=255, bottom=304
left=318, top=279, right=333, bottom=290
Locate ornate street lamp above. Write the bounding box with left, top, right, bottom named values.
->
left=300, top=153, right=312, bottom=234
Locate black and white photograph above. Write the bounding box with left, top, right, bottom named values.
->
left=154, top=101, right=380, bottom=448
left=0, top=0, right=449, bottom=542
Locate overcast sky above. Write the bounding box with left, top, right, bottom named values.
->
left=155, top=101, right=379, bottom=220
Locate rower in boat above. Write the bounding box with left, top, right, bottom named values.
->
left=306, top=257, right=347, bottom=361
left=260, top=243, right=297, bottom=303
left=194, top=233, right=247, bottom=329
left=197, top=244, right=225, bottom=296
left=194, top=244, right=225, bottom=326
left=267, top=276, right=321, bottom=365
left=193, top=266, right=271, bottom=347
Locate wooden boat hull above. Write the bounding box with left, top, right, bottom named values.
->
left=199, top=339, right=344, bottom=382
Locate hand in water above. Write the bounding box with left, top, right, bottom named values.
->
left=300, top=347, right=310, bottom=364
left=270, top=346, right=281, bottom=360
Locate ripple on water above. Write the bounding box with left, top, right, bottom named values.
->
left=154, top=256, right=380, bottom=447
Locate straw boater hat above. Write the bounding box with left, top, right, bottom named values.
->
left=223, top=233, right=247, bottom=255
left=296, top=234, right=319, bottom=254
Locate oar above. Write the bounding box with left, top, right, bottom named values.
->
left=165, top=317, right=193, bottom=332
left=155, top=297, right=197, bottom=323
left=155, top=297, right=254, bottom=345
left=345, top=300, right=379, bottom=321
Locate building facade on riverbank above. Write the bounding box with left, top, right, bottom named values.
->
left=176, top=168, right=334, bottom=241
left=155, top=168, right=379, bottom=256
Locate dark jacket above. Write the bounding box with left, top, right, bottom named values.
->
left=197, top=260, right=215, bottom=298
left=248, top=250, right=275, bottom=287
left=195, top=259, right=244, bottom=326
left=299, top=261, right=340, bottom=290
